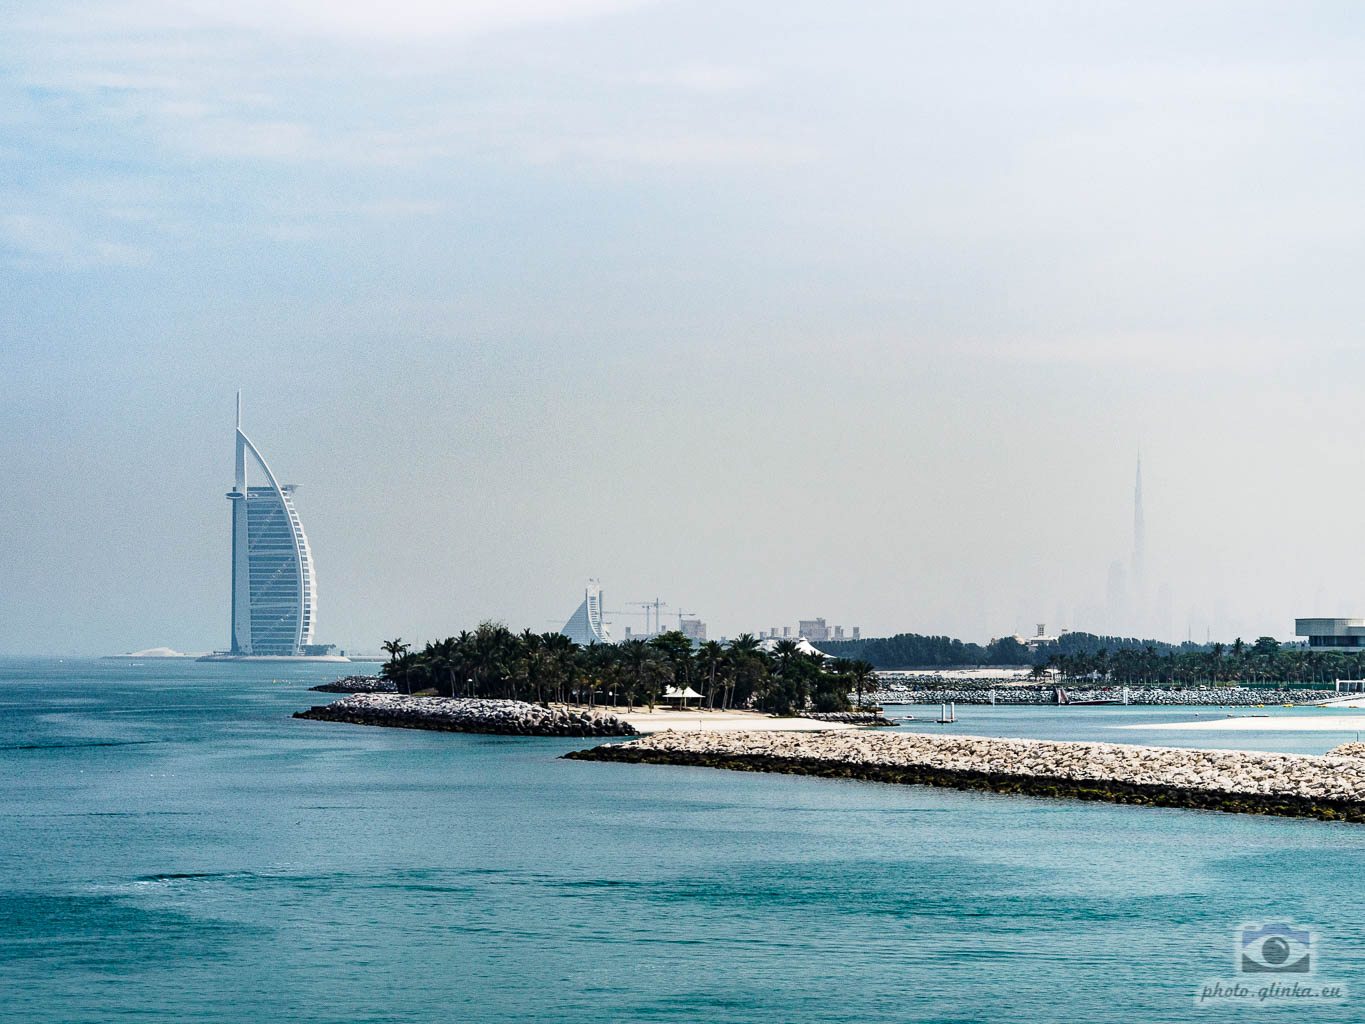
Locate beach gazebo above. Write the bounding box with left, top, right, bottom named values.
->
left=661, top=685, right=704, bottom=708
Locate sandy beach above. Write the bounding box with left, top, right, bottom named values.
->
left=613, top=708, right=857, bottom=734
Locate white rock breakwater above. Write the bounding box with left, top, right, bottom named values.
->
left=567, top=730, right=1365, bottom=821
left=296, top=693, right=636, bottom=736
left=875, top=685, right=1329, bottom=706
left=309, top=675, right=397, bottom=694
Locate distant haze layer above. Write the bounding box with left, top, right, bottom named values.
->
left=3, top=1, right=1364, bottom=654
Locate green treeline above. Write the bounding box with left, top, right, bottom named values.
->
left=821, top=632, right=1360, bottom=685
left=819, top=630, right=1206, bottom=668
left=380, top=624, right=880, bottom=715
left=1046, top=637, right=1362, bottom=686
left=819, top=633, right=1038, bottom=667
left=380, top=627, right=1357, bottom=701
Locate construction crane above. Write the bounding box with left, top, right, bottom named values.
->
left=603, top=608, right=647, bottom=637
left=647, top=598, right=668, bottom=635
left=626, top=599, right=668, bottom=636
left=626, top=602, right=653, bottom=634
left=676, top=610, right=696, bottom=629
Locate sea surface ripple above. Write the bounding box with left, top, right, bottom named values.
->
left=3, top=658, right=1364, bottom=1023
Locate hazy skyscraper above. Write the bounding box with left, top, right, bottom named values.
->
left=227, top=395, right=318, bottom=656
left=1106, top=559, right=1129, bottom=634
left=1132, top=456, right=1146, bottom=597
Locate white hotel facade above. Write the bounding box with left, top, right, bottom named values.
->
left=226, top=397, right=318, bottom=656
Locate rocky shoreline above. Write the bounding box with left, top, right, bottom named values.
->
left=801, top=711, right=897, bottom=726
left=308, top=675, right=396, bottom=694
left=875, top=684, right=1330, bottom=706
left=295, top=693, right=637, bottom=736
left=566, top=730, right=1365, bottom=821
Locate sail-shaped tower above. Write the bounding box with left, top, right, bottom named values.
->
left=561, top=580, right=611, bottom=646
left=225, top=394, right=318, bottom=656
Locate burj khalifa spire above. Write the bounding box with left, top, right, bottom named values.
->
left=1132, top=455, right=1146, bottom=596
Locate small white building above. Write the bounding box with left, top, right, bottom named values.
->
left=1003, top=624, right=1069, bottom=651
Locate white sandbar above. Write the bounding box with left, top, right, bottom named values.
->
left=1122, top=713, right=1365, bottom=732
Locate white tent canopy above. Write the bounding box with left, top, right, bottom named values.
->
left=662, top=686, right=704, bottom=701
left=757, top=636, right=826, bottom=658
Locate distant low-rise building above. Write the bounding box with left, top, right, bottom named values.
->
left=1296, top=618, right=1365, bottom=648
left=1003, top=623, right=1069, bottom=651
left=679, top=618, right=707, bottom=642
left=799, top=618, right=830, bottom=642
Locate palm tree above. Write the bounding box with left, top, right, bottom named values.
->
left=519, top=629, right=545, bottom=703
left=467, top=622, right=517, bottom=699
left=428, top=636, right=461, bottom=697
left=772, top=638, right=799, bottom=673
left=848, top=659, right=877, bottom=709
left=540, top=632, right=577, bottom=704
left=1209, top=642, right=1226, bottom=685
left=729, top=633, right=761, bottom=655
left=621, top=640, right=654, bottom=709
left=696, top=640, right=725, bottom=708
left=649, top=631, right=695, bottom=695
left=381, top=637, right=411, bottom=693
left=725, top=634, right=767, bottom=709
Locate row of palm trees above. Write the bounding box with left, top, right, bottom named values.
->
left=1040, top=637, right=1359, bottom=687
left=380, top=624, right=879, bottom=714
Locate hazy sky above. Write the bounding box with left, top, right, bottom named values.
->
left=5, top=1, right=1365, bottom=655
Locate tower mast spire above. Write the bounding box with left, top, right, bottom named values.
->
left=1132, top=453, right=1145, bottom=590
left=234, top=391, right=246, bottom=492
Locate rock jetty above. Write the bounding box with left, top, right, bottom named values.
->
left=875, top=684, right=1329, bottom=706
left=802, top=711, right=896, bottom=726
left=1328, top=742, right=1365, bottom=758
left=295, top=693, right=636, bottom=737
left=309, top=675, right=396, bottom=694
left=567, top=730, right=1365, bottom=821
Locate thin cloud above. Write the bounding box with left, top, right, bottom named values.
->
left=636, top=64, right=765, bottom=95
left=66, top=0, right=655, bottom=41
left=526, top=132, right=811, bottom=168
left=985, top=333, right=1300, bottom=374
left=0, top=213, right=149, bottom=268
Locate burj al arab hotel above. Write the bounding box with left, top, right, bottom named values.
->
left=221, top=394, right=320, bottom=658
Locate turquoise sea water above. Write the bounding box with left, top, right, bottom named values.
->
left=4, top=658, right=1365, bottom=1023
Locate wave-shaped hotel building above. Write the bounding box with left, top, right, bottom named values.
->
left=221, top=395, right=321, bottom=658
left=561, top=580, right=611, bottom=646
